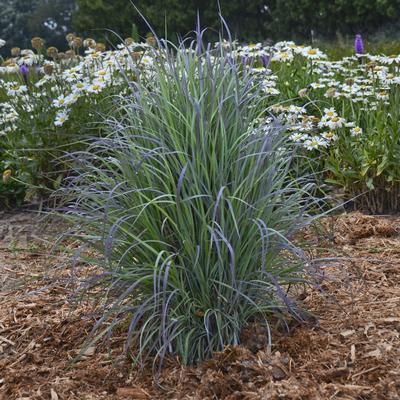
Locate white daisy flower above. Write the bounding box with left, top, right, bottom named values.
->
left=54, top=110, right=70, bottom=126
left=85, top=80, right=106, bottom=94
left=7, top=84, right=28, bottom=96
left=321, top=131, right=338, bottom=141
left=271, top=51, right=294, bottom=62
left=325, top=116, right=346, bottom=129
left=303, top=136, right=328, bottom=150
left=53, top=94, right=68, bottom=108
left=289, top=132, right=309, bottom=142
left=350, top=126, right=363, bottom=136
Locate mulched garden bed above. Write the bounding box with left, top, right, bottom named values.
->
left=0, top=211, right=399, bottom=399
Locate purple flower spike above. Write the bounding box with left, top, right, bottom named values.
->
left=260, top=54, right=270, bottom=68
left=354, top=34, right=364, bottom=54
left=19, top=64, right=29, bottom=76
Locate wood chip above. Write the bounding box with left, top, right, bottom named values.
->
left=364, top=323, right=375, bottom=336
left=116, top=387, right=149, bottom=398
left=271, top=365, right=287, bottom=380
left=328, top=383, right=373, bottom=392
left=80, top=346, right=96, bottom=357
left=0, top=336, right=15, bottom=346
left=381, top=317, right=400, bottom=323
left=50, top=388, right=59, bottom=400
left=350, top=344, right=356, bottom=363
left=363, top=349, right=381, bottom=358
left=352, top=366, right=380, bottom=380
left=340, top=329, right=355, bottom=338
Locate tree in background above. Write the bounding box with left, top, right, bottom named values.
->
left=2, top=0, right=400, bottom=51
left=0, top=0, right=75, bottom=55
left=264, top=0, right=400, bottom=41
left=72, top=0, right=138, bottom=42
left=72, top=0, right=400, bottom=44
left=72, top=0, right=270, bottom=43
left=0, top=0, right=39, bottom=49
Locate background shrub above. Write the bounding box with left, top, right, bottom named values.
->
left=0, top=0, right=75, bottom=56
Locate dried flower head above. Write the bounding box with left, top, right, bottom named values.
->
left=46, top=46, right=58, bottom=58
left=146, top=35, right=157, bottom=47
left=72, top=37, right=83, bottom=49
left=43, top=63, right=54, bottom=75
left=95, top=43, right=106, bottom=52
left=65, top=50, right=76, bottom=59
left=66, top=33, right=76, bottom=44
left=125, top=37, right=135, bottom=46
left=57, top=52, right=67, bottom=61
left=31, top=37, right=45, bottom=50
left=83, top=38, right=96, bottom=49
left=11, top=47, right=21, bottom=57
left=131, top=51, right=143, bottom=61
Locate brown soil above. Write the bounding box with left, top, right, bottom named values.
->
left=0, top=211, right=399, bottom=399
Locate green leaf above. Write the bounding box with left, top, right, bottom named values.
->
left=366, top=178, right=375, bottom=190
left=360, top=165, right=370, bottom=177
left=376, top=156, right=388, bottom=176
left=53, top=174, right=63, bottom=190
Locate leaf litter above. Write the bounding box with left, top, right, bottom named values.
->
left=0, top=211, right=399, bottom=399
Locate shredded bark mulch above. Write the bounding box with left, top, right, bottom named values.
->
left=0, top=211, right=399, bottom=399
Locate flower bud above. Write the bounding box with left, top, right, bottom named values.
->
left=354, top=34, right=364, bottom=54
left=2, top=169, right=12, bottom=184
left=19, top=64, right=29, bottom=76
left=298, top=88, right=308, bottom=98
left=325, top=87, right=337, bottom=98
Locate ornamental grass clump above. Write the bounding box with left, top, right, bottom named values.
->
left=63, top=29, right=320, bottom=367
